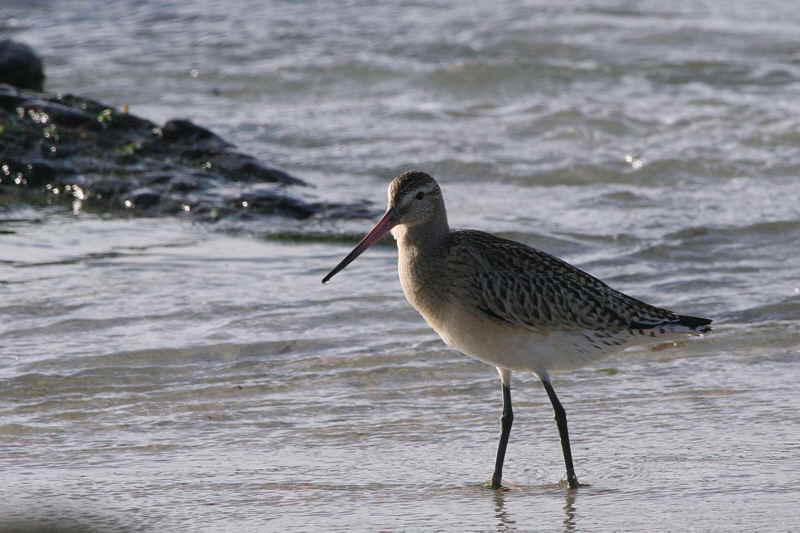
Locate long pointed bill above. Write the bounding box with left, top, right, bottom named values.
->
left=322, top=208, right=397, bottom=283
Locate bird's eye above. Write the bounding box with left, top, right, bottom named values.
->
left=415, top=191, right=425, bottom=200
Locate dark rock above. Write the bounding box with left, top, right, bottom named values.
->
left=201, top=152, right=308, bottom=186
left=89, top=178, right=133, bottom=200
left=0, top=84, right=376, bottom=223
left=160, top=119, right=232, bottom=151
left=237, top=189, right=317, bottom=219
left=126, top=187, right=162, bottom=210
left=0, top=40, right=45, bottom=91
left=168, top=177, right=200, bottom=192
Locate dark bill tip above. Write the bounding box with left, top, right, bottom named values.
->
left=321, top=208, right=396, bottom=284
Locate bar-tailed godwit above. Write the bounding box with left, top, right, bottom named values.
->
left=323, top=171, right=711, bottom=489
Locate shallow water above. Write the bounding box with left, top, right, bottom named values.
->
left=2, top=1, right=800, bottom=531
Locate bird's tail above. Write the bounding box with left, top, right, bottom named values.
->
left=629, top=314, right=712, bottom=336
left=676, top=314, right=712, bottom=334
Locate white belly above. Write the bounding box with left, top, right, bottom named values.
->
left=418, top=301, right=615, bottom=375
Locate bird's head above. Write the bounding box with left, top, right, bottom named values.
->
left=321, top=171, right=443, bottom=283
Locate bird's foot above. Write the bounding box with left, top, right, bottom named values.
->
left=559, top=478, right=588, bottom=490
left=483, top=479, right=509, bottom=491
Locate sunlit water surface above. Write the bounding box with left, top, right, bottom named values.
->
left=2, top=1, right=800, bottom=531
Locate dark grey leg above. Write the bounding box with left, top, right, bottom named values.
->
left=542, top=378, right=579, bottom=489
left=489, top=382, right=513, bottom=489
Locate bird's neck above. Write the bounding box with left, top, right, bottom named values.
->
left=391, top=206, right=450, bottom=256
left=392, top=206, right=450, bottom=318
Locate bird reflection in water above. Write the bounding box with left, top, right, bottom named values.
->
left=492, top=490, right=515, bottom=531
left=491, top=488, right=577, bottom=533
left=562, top=489, right=577, bottom=533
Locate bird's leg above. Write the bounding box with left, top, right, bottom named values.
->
left=541, top=378, right=579, bottom=489
left=489, top=379, right=513, bottom=489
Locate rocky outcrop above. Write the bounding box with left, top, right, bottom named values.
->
left=0, top=40, right=44, bottom=91
left=0, top=84, right=371, bottom=222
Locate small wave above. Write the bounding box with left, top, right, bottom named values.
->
left=667, top=220, right=800, bottom=241
left=725, top=296, right=800, bottom=325
left=644, top=60, right=799, bottom=88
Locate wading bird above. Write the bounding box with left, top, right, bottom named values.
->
left=322, top=171, right=711, bottom=489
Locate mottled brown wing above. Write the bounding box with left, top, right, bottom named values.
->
left=445, top=230, right=680, bottom=333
